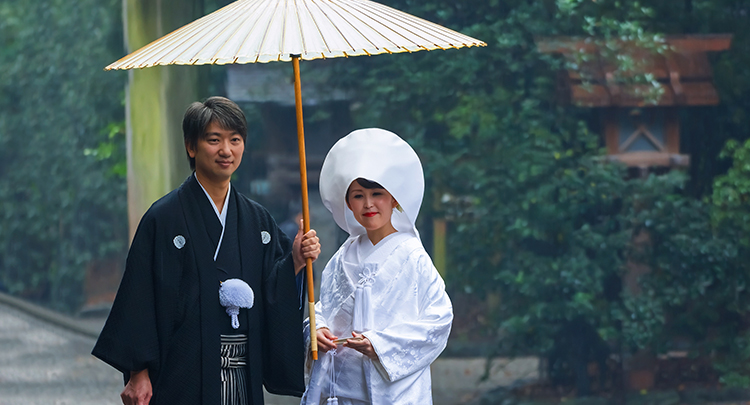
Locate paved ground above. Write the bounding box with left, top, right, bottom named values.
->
left=0, top=302, right=122, bottom=405
left=0, top=293, right=537, bottom=405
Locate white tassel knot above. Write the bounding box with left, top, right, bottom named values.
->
left=219, top=279, right=255, bottom=329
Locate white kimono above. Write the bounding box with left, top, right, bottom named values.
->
left=301, top=232, right=453, bottom=405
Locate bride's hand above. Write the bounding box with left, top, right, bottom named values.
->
left=344, top=332, right=378, bottom=360
left=317, top=328, right=337, bottom=353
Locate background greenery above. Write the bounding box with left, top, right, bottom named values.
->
left=0, top=0, right=128, bottom=311
left=329, top=0, right=750, bottom=392
left=1, top=0, right=749, bottom=394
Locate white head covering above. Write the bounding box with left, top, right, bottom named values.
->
left=319, top=128, right=425, bottom=238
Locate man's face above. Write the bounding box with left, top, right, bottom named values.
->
left=187, top=121, right=244, bottom=185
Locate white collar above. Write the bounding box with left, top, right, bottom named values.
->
left=194, top=172, right=231, bottom=227
left=194, top=172, right=231, bottom=261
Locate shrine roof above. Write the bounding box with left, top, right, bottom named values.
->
left=536, top=34, right=732, bottom=107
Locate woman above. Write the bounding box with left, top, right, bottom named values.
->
left=301, top=128, right=453, bottom=405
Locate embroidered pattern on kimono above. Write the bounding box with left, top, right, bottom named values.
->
left=301, top=233, right=453, bottom=405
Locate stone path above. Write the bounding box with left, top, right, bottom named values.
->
left=0, top=302, right=122, bottom=405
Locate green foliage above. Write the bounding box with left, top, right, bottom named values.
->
left=474, top=156, right=633, bottom=354
left=333, top=0, right=750, bottom=390
left=84, top=121, right=128, bottom=179
left=708, top=135, right=750, bottom=388
left=0, top=0, right=127, bottom=311
left=714, top=333, right=750, bottom=388
left=664, top=1, right=750, bottom=197
left=623, top=173, right=746, bottom=352
left=556, top=0, right=669, bottom=104
left=712, top=138, right=750, bottom=247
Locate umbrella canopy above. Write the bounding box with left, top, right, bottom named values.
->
left=105, top=0, right=485, bottom=69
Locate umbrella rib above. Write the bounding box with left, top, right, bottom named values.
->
left=200, top=0, right=262, bottom=64
left=296, top=0, right=314, bottom=57
left=354, top=0, right=449, bottom=50
left=109, top=17, right=202, bottom=68
left=234, top=0, right=278, bottom=63
left=216, top=0, right=281, bottom=63
left=288, top=0, right=309, bottom=59
left=372, top=0, right=476, bottom=44
left=117, top=0, right=246, bottom=68
left=127, top=1, right=243, bottom=67
left=322, top=0, right=384, bottom=52
left=281, top=0, right=288, bottom=58
left=301, top=0, right=334, bottom=57
left=352, top=0, right=483, bottom=51
left=184, top=5, right=249, bottom=64
left=330, top=0, right=447, bottom=53
left=254, top=0, right=282, bottom=62
left=337, top=0, right=408, bottom=50
left=303, top=0, right=360, bottom=56
left=190, top=2, right=253, bottom=64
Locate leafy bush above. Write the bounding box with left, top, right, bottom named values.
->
left=707, top=138, right=750, bottom=387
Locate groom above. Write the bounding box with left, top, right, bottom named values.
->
left=93, top=96, right=320, bottom=405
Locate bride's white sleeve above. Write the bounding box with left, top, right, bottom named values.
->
left=364, top=253, right=453, bottom=382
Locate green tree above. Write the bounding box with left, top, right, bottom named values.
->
left=710, top=137, right=750, bottom=387
left=0, top=0, right=128, bottom=311
left=713, top=138, right=750, bottom=247
left=331, top=0, right=750, bottom=393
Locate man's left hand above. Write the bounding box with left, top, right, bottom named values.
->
left=293, top=219, right=320, bottom=274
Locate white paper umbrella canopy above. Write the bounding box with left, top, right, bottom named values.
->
left=105, top=0, right=486, bottom=69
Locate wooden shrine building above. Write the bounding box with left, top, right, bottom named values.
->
left=537, top=34, right=732, bottom=170
left=537, top=34, right=733, bottom=391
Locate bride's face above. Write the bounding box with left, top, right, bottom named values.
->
left=346, top=181, right=398, bottom=233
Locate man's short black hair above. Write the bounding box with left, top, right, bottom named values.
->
left=182, top=96, right=248, bottom=170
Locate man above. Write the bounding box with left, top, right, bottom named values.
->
left=93, top=96, right=320, bottom=405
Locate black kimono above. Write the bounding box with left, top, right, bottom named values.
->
left=92, top=174, right=305, bottom=404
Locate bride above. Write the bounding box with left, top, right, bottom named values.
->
left=301, top=128, right=453, bottom=405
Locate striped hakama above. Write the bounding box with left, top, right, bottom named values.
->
left=221, top=334, right=248, bottom=405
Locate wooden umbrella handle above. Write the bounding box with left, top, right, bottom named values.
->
left=292, top=56, right=318, bottom=361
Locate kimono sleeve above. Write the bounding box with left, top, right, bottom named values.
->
left=92, top=212, right=160, bottom=375
left=260, top=215, right=306, bottom=396
left=364, top=253, right=453, bottom=383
